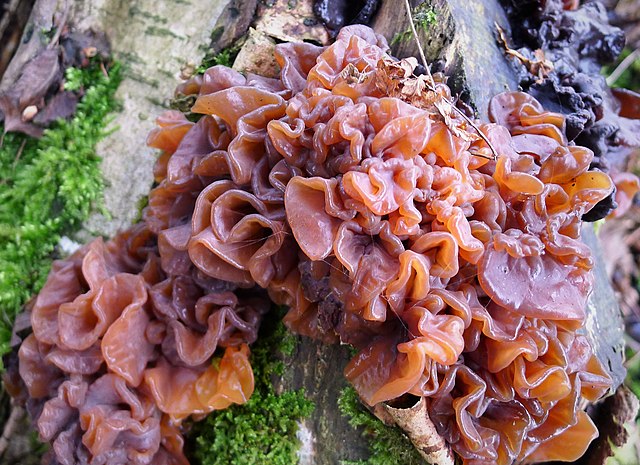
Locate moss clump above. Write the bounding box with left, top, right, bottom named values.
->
left=0, top=60, right=122, bottom=367
left=170, top=38, right=245, bottom=121
left=196, top=40, right=243, bottom=74
left=191, top=312, right=314, bottom=465
left=625, top=347, right=640, bottom=400
left=391, top=3, right=437, bottom=46
left=338, top=387, right=426, bottom=465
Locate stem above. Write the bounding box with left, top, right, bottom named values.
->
left=606, top=48, right=639, bottom=87
left=402, top=0, right=498, bottom=160
left=402, top=0, right=434, bottom=87
left=451, top=106, right=498, bottom=161
left=0, top=405, right=24, bottom=459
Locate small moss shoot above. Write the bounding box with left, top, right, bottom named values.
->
left=190, top=311, right=314, bottom=465
left=625, top=347, right=640, bottom=400
left=338, top=387, right=426, bottom=465
left=0, top=60, right=122, bottom=367
left=391, top=3, right=437, bottom=46
left=196, top=40, right=243, bottom=74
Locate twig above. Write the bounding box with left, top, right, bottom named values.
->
left=402, top=0, right=434, bottom=87
left=100, top=61, right=109, bottom=78
left=625, top=344, right=640, bottom=368
left=12, top=138, right=27, bottom=170
left=47, top=0, right=70, bottom=49
left=0, top=405, right=24, bottom=459
left=402, top=0, right=498, bottom=160
left=607, top=48, right=640, bottom=87
left=0, top=0, right=22, bottom=40
left=626, top=335, right=640, bottom=354
left=469, top=151, right=495, bottom=161
left=445, top=105, right=497, bottom=160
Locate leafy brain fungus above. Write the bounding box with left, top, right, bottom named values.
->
left=12, top=24, right=633, bottom=465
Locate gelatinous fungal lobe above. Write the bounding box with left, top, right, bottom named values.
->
left=255, top=26, right=613, bottom=465
left=499, top=0, right=640, bottom=219
left=15, top=22, right=623, bottom=465
left=19, top=223, right=263, bottom=464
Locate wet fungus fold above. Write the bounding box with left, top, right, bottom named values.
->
left=12, top=25, right=630, bottom=465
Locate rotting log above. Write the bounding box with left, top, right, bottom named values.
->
left=0, top=0, right=630, bottom=464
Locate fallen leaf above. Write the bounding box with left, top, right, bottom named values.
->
left=0, top=48, right=61, bottom=136
left=60, top=29, right=111, bottom=68
left=33, top=91, right=78, bottom=125
left=340, top=63, right=370, bottom=86
left=376, top=55, right=480, bottom=144
left=495, top=22, right=554, bottom=83
left=13, top=49, right=62, bottom=108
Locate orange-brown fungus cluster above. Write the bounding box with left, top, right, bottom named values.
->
left=19, top=226, right=265, bottom=464
left=18, top=25, right=617, bottom=465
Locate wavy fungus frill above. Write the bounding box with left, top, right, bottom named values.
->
left=15, top=24, right=623, bottom=465
left=19, top=225, right=265, bottom=465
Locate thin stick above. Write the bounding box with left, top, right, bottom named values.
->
left=100, top=61, right=109, bottom=78
left=47, top=0, right=70, bottom=49
left=402, top=0, right=497, bottom=160
left=624, top=344, right=640, bottom=368
left=451, top=106, right=498, bottom=160
left=0, top=405, right=24, bottom=459
left=12, top=138, right=27, bottom=170
left=607, top=48, right=640, bottom=87
left=402, top=0, right=434, bottom=87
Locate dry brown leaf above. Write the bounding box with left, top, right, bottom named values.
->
left=433, top=98, right=478, bottom=142
left=495, top=22, right=554, bottom=83
left=383, top=398, right=456, bottom=465
left=340, top=63, right=370, bottom=86
left=375, top=55, right=491, bottom=158
left=376, top=56, right=436, bottom=108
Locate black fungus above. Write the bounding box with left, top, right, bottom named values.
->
left=500, top=0, right=637, bottom=220
left=313, top=0, right=381, bottom=34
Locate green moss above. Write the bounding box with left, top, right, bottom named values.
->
left=169, top=93, right=197, bottom=114
left=338, top=387, right=426, bottom=465
left=391, top=3, right=437, bottom=46
left=169, top=36, right=245, bottom=123
left=625, top=347, right=640, bottom=400
left=209, top=26, right=225, bottom=44
left=196, top=40, right=243, bottom=75
left=190, top=312, right=313, bottom=465
left=0, top=60, right=122, bottom=368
